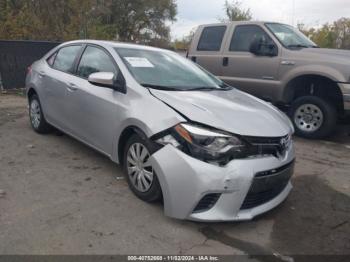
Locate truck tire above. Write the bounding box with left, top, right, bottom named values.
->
left=289, top=96, right=337, bottom=139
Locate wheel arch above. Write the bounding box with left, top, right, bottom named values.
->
left=116, top=125, right=148, bottom=166
left=27, top=87, right=38, bottom=100
left=282, top=74, right=344, bottom=114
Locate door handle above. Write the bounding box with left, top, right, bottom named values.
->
left=38, top=71, right=46, bottom=78
left=67, top=82, right=78, bottom=91
left=223, top=57, right=229, bottom=66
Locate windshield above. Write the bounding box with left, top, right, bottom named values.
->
left=265, top=23, right=317, bottom=49
left=115, top=47, right=228, bottom=91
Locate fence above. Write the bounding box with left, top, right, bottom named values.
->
left=0, top=40, right=60, bottom=90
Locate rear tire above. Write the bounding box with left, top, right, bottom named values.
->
left=289, top=96, right=337, bottom=139
left=123, top=134, right=162, bottom=202
left=29, top=94, right=53, bottom=134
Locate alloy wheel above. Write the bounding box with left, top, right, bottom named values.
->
left=30, top=99, right=41, bottom=129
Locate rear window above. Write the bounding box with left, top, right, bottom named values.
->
left=197, top=26, right=226, bottom=51
left=47, top=52, right=57, bottom=66
left=53, top=45, right=81, bottom=73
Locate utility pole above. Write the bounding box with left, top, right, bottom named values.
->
left=292, top=0, right=295, bottom=26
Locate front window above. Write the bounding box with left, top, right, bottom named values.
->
left=230, top=25, right=275, bottom=52
left=265, top=23, right=317, bottom=49
left=115, top=48, right=229, bottom=91
left=77, top=46, right=117, bottom=79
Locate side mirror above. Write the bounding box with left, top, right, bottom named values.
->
left=88, top=72, right=126, bottom=93
left=249, top=37, right=277, bottom=57
left=249, top=38, right=262, bottom=55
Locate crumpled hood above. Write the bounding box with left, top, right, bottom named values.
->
left=150, top=88, right=293, bottom=137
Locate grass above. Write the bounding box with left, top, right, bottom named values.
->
left=1, top=88, right=26, bottom=96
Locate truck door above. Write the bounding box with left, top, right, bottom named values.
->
left=221, top=24, right=281, bottom=101
left=188, top=25, right=228, bottom=76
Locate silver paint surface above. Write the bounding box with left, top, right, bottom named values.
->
left=26, top=40, right=295, bottom=221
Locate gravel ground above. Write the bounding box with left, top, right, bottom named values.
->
left=0, top=94, right=349, bottom=257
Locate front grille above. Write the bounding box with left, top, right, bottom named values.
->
left=243, top=134, right=291, bottom=159
left=193, top=193, right=221, bottom=213
left=244, top=136, right=285, bottom=145
left=240, top=161, right=294, bottom=210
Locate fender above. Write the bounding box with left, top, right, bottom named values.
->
left=280, top=65, right=346, bottom=102
left=111, top=116, right=183, bottom=164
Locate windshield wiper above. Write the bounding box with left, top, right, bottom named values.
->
left=219, top=82, right=234, bottom=90
left=141, top=83, right=182, bottom=91
left=188, top=87, right=221, bottom=91
left=141, top=83, right=232, bottom=92
left=287, top=44, right=310, bottom=49
left=188, top=85, right=233, bottom=91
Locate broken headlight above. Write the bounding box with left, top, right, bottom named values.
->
left=154, top=123, right=247, bottom=165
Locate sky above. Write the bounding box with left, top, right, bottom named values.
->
left=170, top=0, right=350, bottom=39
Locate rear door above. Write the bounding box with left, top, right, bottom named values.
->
left=188, top=25, right=228, bottom=76
left=43, top=45, right=83, bottom=129
left=221, top=24, right=281, bottom=101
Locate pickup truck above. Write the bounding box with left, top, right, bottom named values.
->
left=187, top=21, right=350, bottom=139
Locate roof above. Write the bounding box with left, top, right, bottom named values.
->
left=197, top=21, right=288, bottom=28
left=59, top=39, right=168, bottom=52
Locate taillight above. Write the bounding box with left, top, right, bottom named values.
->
left=26, top=66, right=32, bottom=75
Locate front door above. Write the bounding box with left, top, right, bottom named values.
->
left=222, top=25, right=281, bottom=101
left=65, top=45, right=122, bottom=155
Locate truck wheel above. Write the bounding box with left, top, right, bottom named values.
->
left=289, top=96, right=337, bottom=139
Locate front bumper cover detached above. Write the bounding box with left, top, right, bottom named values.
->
left=149, top=143, right=295, bottom=222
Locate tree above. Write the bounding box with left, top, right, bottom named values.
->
left=0, top=0, right=177, bottom=47
left=104, top=0, right=176, bottom=44
left=221, top=0, right=252, bottom=22
left=332, top=18, right=350, bottom=49
left=299, top=18, right=350, bottom=49
left=173, top=29, right=195, bottom=50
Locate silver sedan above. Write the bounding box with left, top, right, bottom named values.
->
left=26, top=40, right=295, bottom=221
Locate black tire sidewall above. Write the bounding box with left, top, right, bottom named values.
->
left=123, top=134, right=162, bottom=202
left=289, top=96, right=337, bottom=139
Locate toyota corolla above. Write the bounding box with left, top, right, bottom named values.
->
left=26, top=40, right=295, bottom=221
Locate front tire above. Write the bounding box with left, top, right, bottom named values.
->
left=123, top=134, right=162, bottom=202
left=289, top=96, right=337, bottom=139
left=29, top=94, right=52, bottom=134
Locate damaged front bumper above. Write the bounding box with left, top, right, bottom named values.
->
left=150, top=144, right=295, bottom=222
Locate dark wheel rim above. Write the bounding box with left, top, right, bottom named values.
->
left=126, top=143, right=154, bottom=192
left=294, top=103, right=323, bottom=133
left=30, top=99, right=41, bottom=129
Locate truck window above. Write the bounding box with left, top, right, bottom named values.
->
left=230, top=25, right=273, bottom=52
left=197, top=26, right=227, bottom=51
